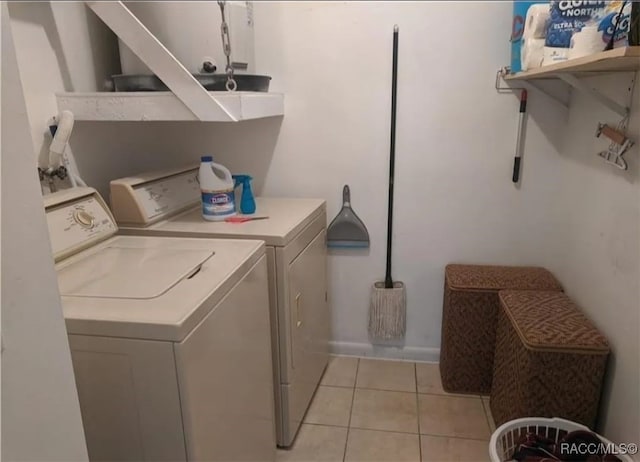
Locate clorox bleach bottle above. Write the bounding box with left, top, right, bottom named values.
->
left=198, top=156, right=236, bottom=221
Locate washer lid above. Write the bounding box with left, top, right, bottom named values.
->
left=57, top=235, right=265, bottom=342
left=58, top=245, right=213, bottom=299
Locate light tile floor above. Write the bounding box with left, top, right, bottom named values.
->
left=277, top=357, right=495, bottom=462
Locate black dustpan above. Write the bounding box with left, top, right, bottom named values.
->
left=327, top=185, right=370, bottom=249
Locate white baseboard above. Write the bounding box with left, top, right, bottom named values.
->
left=329, top=341, right=440, bottom=363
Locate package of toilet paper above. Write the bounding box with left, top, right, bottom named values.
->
left=525, top=4, right=551, bottom=39
left=569, top=24, right=604, bottom=59
left=544, top=1, right=631, bottom=64
left=592, top=1, right=631, bottom=46
left=545, top=1, right=606, bottom=49
left=521, top=4, right=550, bottom=71
left=522, top=37, right=547, bottom=70
left=511, top=1, right=549, bottom=73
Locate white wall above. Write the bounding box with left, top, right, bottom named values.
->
left=7, top=0, right=638, bottom=446
left=250, top=1, right=569, bottom=359
left=1, top=3, right=88, bottom=460
left=539, top=74, right=639, bottom=445
left=7, top=1, right=119, bottom=168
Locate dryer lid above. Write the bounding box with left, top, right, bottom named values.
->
left=58, top=245, right=213, bottom=299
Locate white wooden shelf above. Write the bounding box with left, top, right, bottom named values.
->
left=505, top=47, right=640, bottom=81
left=56, top=91, right=284, bottom=122
left=500, top=47, right=639, bottom=117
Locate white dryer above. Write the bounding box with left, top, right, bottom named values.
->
left=110, top=166, right=330, bottom=447
left=45, top=187, right=275, bottom=461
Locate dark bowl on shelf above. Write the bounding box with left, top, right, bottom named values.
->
left=111, top=74, right=272, bottom=92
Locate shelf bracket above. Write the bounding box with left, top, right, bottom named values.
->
left=557, top=73, right=628, bottom=117
left=85, top=1, right=238, bottom=122
left=523, top=80, right=569, bottom=111
left=495, top=67, right=569, bottom=110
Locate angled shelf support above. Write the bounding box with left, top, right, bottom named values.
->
left=85, top=1, right=238, bottom=122
left=524, top=80, right=570, bottom=110
left=556, top=73, right=628, bottom=117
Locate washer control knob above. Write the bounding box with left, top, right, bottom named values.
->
left=73, top=210, right=95, bottom=229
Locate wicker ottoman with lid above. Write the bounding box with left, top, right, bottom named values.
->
left=440, top=264, right=562, bottom=394
left=490, top=290, right=610, bottom=428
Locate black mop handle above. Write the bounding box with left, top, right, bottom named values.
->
left=385, top=25, right=399, bottom=289
left=512, top=89, right=527, bottom=183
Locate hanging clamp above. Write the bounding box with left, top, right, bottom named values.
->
left=596, top=123, right=634, bottom=171
left=218, top=1, right=237, bottom=92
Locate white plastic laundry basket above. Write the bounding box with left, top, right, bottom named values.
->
left=489, top=417, right=634, bottom=462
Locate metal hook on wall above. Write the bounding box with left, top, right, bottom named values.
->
left=495, top=67, right=525, bottom=93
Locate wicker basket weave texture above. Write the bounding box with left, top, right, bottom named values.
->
left=490, top=290, right=609, bottom=428
left=440, top=264, right=563, bottom=394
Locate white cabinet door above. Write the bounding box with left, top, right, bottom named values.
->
left=288, top=229, right=330, bottom=372
left=174, top=256, right=276, bottom=462
left=68, top=335, right=186, bottom=462
left=284, top=230, right=330, bottom=440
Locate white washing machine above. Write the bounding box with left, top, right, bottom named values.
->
left=45, top=187, right=276, bottom=461
left=110, top=166, right=330, bottom=447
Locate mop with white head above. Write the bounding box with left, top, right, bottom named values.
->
left=369, top=281, right=406, bottom=340
left=368, top=24, right=406, bottom=342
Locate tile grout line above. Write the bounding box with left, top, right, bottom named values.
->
left=414, top=362, right=423, bottom=462
left=299, top=420, right=490, bottom=441
left=343, top=424, right=419, bottom=436
left=304, top=420, right=490, bottom=441
left=303, top=421, right=418, bottom=436
left=418, top=390, right=484, bottom=399
left=344, top=424, right=490, bottom=442
left=419, top=432, right=491, bottom=442
left=359, top=386, right=421, bottom=393
left=342, top=357, right=360, bottom=462
left=331, top=383, right=484, bottom=398
left=302, top=422, right=349, bottom=429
